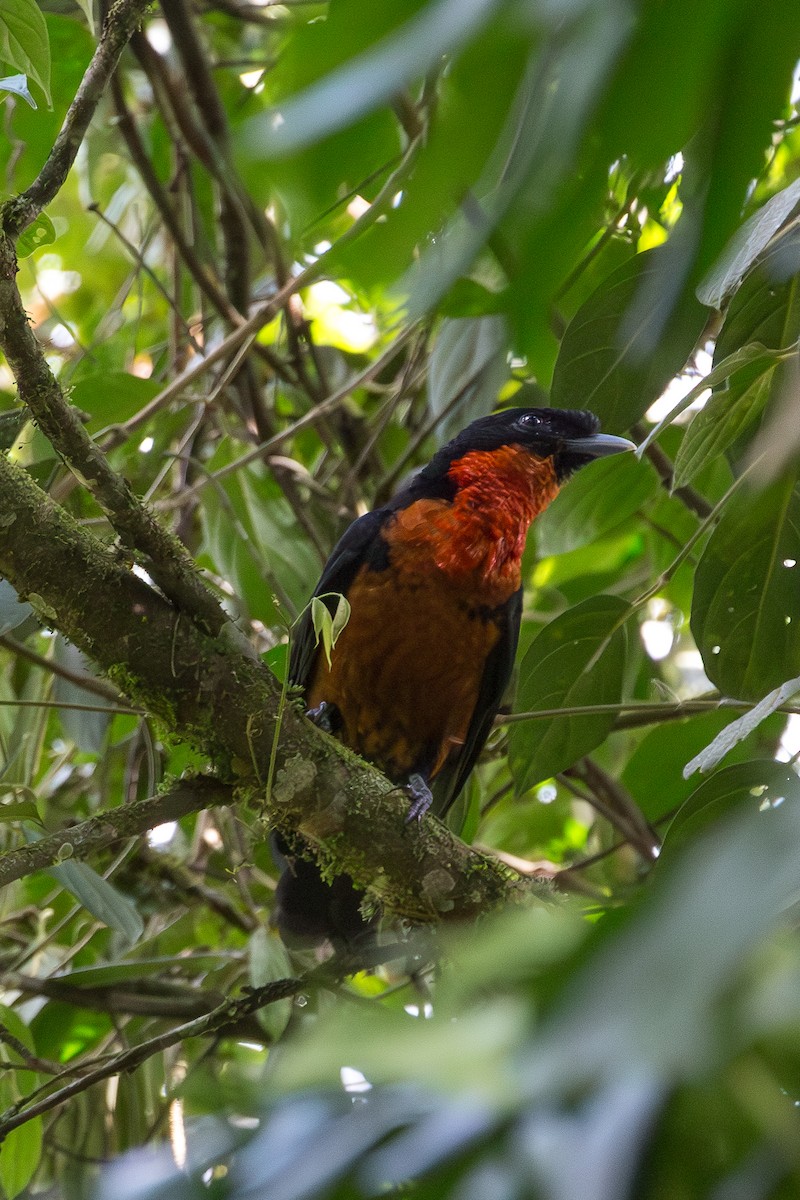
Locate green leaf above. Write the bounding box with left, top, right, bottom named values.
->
left=15, top=208, right=55, bottom=258
left=0, top=72, right=35, bottom=108
left=265, top=642, right=288, bottom=684
left=62, top=955, right=232, bottom=987
left=0, top=1004, right=41, bottom=1198
left=691, top=472, right=800, bottom=700
left=508, top=595, right=630, bottom=793
left=71, top=0, right=95, bottom=36
left=311, top=592, right=351, bottom=668
left=550, top=247, right=707, bottom=432
left=698, top=178, right=800, bottom=308
left=672, top=355, right=777, bottom=490
left=48, top=859, right=144, bottom=946
left=532, top=794, right=800, bottom=1089
left=0, top=788, right=41, bottom=823
left=68, top=371, right=162, bottom=433
left=713, top=224, right=800, bottom=362
left=199, top=438, right=320, bottom=621
left=0, top=0, right=51, bottom=106
left=0, top=1118, right=43, bottom=1199
left=536, top=452, right=658, bottom=557
left=249, top=927, right=293, bottom=1042
left=245, top=0, right=502, bottom=156
left=663, top=761, right=800, bottom=855
left=427, top=316, right=508, bottom=443
left=620, top=709, right=785, bottom=823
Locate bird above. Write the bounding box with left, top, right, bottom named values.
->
left=273, top=406, right=634, bottom=948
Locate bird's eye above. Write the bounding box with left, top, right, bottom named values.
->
left=519, top=412, right=541, bottom=426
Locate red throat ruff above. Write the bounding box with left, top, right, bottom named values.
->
left=439, top=445, right=560, bottom=581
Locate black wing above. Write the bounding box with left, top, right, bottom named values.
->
left=433, top=587, right=523, bottom=820
left=288, top=507, right=390, bottom=690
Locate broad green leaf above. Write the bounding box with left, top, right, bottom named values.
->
left=265, top=642, right=289, bottom=684
left=550, top=247, right=707, bottom=432
left=620, top=709, right=787, bottom=823
left=672, top=355, right=777, bottom=490
left=48, top=859, right=144, bottom=945
left=698, top=178, right=800, bottom=308
left=0, top=787, right=40, bottom=823
left=508, top=595, right=629, bottom=793
left=691, top=472, right=800, bottom=700
left=0, top=0, right=51, bottom=106
left=531, top=793, right=800, bottom=1090
left=245, top=0, right=501, bottom=156
left=249, top=927, right=293, bottom=1041
left=0, top=1004, right=41, bottom=1198
left=427, top=316, right=508, bottom=444
left=15, top=209, right=55, bottom=258
left=536, top=452, right=657, bottom=557
left=69, top=371, right=162, bottom=433
left=0, top=72, right=35, bottom=107
left=686, top=0, right=800, bottom=283
left=199, top=438, right=320, bottom=622
left=329, top=18, right=528, bottom=293
left=0, top=1118, right=43, bottom=1199
left=663, top=760, right=800, bottom=855
left=714, top=224, right=800, bottom=363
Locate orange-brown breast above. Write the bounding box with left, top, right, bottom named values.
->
left=305, top=447, right=560, bottom=784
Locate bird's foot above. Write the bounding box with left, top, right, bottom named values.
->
left=305, top=700, right=341, bottom=735
left=406, top=773, right=434, bottom=822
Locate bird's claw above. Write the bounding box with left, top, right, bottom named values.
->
left=406, top=773, right=434, bottom=822
left=305, top=700, right=340, bottom=734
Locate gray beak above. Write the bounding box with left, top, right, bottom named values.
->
left=563, top=432, right=636, bottom=459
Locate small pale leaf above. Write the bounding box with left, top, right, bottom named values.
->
left=0, top=72, right=35, bottom=107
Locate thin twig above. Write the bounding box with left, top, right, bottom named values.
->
left=154, top=324, right=420, bottom=510
left=0, top=975, right=307, bottom=1137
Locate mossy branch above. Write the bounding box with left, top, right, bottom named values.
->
left=0, top=778, right=233, bottom=889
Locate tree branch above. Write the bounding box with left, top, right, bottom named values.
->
left=0, top=778, right=232, bottom=890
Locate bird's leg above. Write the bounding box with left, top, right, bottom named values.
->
left=305, top=700, right=341, bottom=735
left=406, top=772, right=434, bottom=822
